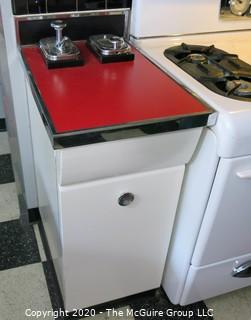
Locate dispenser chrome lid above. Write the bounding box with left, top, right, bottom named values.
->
left=39, top=20, right=83, bottom=67
left=88, top=34, right=132, bottom=56
left=39, top=37, right=81, bottom=62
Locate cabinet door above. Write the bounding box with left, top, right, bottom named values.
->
left=59, top=166, right=184, bottom=310
left=192, top=156, right=251, bottom=266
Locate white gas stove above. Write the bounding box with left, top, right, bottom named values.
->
left=130, top=0, right=251, bottom=306
left=133, top=30, right=251, bottom=158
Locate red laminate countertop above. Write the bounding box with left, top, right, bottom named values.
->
left=22, top=43, right=209, bottom=134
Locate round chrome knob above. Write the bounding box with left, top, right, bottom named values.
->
left=50, top=20, right=67, bottom=30
left=50, top=20, right=67, bottom=49
left=118, top=193, right=135, bottom=207
left=109, top=36, right=124, bottom=50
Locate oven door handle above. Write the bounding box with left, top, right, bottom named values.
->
left=236, top=169, right=251, bottom=179
left=232, top=261, right=251, bottom=278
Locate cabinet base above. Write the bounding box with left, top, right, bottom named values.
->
left=28, top=207, right=41, bottom=223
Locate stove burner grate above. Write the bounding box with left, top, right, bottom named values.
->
left=187, top=53, right=207, bottom=63
left=226, top=79, right=251, bottom=97
left=164, top=43, right=251, bottom=101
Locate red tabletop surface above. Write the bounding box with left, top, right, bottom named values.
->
left=22, top=43, right=209, bottom=134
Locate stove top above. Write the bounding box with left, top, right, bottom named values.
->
left=131, top=29, right=251, bottom=157
left=164, top=43, right=251, bottom=101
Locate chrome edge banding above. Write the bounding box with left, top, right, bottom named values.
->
left=14, top=8, right=130, bottom=21
left=130, top=28, right=251, bottom=40
left=130, top=43, right=217, bottom=127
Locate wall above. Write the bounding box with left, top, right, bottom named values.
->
left=130, top=0, right=251, bottom=38
left=12, top=0, right=132, bottom=15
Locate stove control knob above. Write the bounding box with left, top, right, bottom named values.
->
left=118, top=193, right=135, bottom=207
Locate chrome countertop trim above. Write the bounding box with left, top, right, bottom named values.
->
left=129, top=42, right=217, bottom=128
left=14, top=8, right=130, bottom=21
left=130, top=28, right=251, bottom=40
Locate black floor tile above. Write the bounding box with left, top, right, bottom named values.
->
left=0, top=219, right=41, bottom=271
left=0, top=154, right=15, bottom=184
left=0, top=118, right=6, bottom=132
left=43, top=260, right=65, bottom=319
left=130, top=288, right=213, bottom=320
left=40, top=220, right=65, bottom=319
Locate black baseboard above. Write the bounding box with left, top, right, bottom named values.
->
left=28, top=207, right=41, bottom=223
left=0, top=118, right=6, bottom=132
left=38, top=220, right=65, bottom=319
left=67, top=288, right=160, bottom=319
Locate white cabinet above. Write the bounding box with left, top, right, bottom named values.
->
left=59, top=167, right=184, bottom=310
left=26, top=77, right=203, bottom=311
left=57, top=129, right=200, bottom=186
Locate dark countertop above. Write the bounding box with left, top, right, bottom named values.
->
left=21, top=42, right=213, bottom=149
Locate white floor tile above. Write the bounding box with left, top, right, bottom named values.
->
left=33, top=224, right=47, bottom=262
left=0, top=263, right=53, bottom=320
left=0, top=132, right=10, bottom=156
left=205, top=286, right=251, bottom=320
left=85, top=306, right=135, bottom=320
left=0, top=182, right=19, bottom=223
left=106, top=306, right=134, bottom=319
